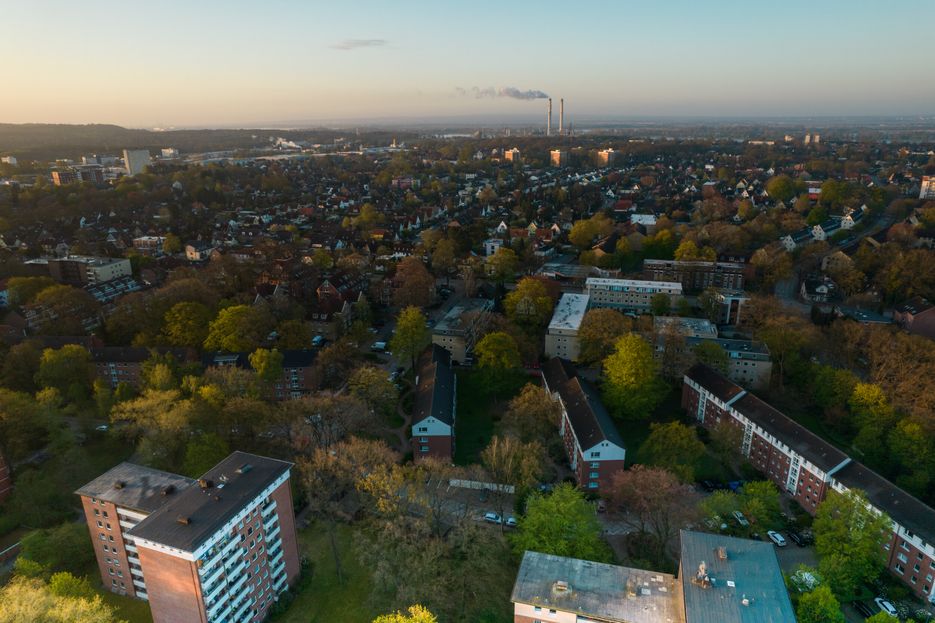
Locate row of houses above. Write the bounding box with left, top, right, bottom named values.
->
left=683, top=363, right=935, bottom=603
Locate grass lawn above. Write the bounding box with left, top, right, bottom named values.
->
left=271, top=523, right=382, bottom=623
left=453, top=370, right=529, bottom=465
left=619, top=385, right=685, bottom=467
left=98, top=589, right=154, bottom=623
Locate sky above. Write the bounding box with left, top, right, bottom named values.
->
left=1, top=0, right=933, bottom=127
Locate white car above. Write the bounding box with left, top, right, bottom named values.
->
left=483, top=512, right=502, bottom=524
left=732, top=510, right=750, bottom=528
left=874, top=597, right=898, bottom=617
left=505, top=516, right=518, bottom=528
left=767, top=530, right=787, bottom=547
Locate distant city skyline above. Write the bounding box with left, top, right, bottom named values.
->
left=2, top=0, right=933, bottom=128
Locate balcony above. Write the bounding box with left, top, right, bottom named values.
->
left=261, top=500, right=277, bottom=518
left=225, top=559, right=246, bottom=579
left=271, top=560, right=286, bottom=580
left=202, top=579, right=225, bottom=606
left=232, top=596, right=254, bottom=622
left=207, top=601, right=231, bottom=622
left=266, top=524, right=281, bottom=543
left=263, top=514, right=278, bottom=532
left=268, top=550, right=284, bottom=570
left=201, top=564, right=224, bottom=590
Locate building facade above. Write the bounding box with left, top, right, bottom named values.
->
left=431, top=298, right=493, bottom=364
left=412, top=345, right=456, bottom=463
left=123, top=149, right=152, bottom=176
left=542, top=358, right=626, bottom=492
left=893, top=296, right=935, bottom=341
left=549, top=150, right=568, bottom=167
left=48, top=256, right=132, bottom=286
left=77, top=452, right=302, bottom=622
left=642, top=259, right=746, bottom=293
left=682, top=365, right=935, bottom=603
left=544, top=293, right=589, bottom=361
left=585, top=277, right=682, bottom=314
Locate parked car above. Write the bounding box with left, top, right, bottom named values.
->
left=505, top=516, right=518, bottom=528
left=874, top=597, right=898, bottom=617
left=95, top=424, right=109, bottom=432
left=767, top=531, right=787, bottom=547
left=311, top=335, right=325, bottom=347
left=852, top=601, right=875, bottom=618
left=732, top=510, right=750, bottom=528
left=596, top=500, right=607, bottom=513
left=483, top=512, right=502, bottom=525
left=787, top=530, right=807, bottom=547
left=727, top=480, right=745, bottom=492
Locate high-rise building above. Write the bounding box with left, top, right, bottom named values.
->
left=76, top=452, right=301, bottom=622
left=597, top=148, right=617, bottom=166
left=51, top=169, right=77, bottom=186
left=549, top=149, right=568, bottom=167
left=160, top=147, right=179, bottom=159
left=504, top=147, right=521, bottom=163
left=585, top=277, right=683, bottom=313
left=920, top=176, right=935, bottom=200
left=123, top=149, right=152, bottom=176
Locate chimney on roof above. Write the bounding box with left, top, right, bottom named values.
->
left=717, top=546, right=728, bottom=560
left=161, top=485, right=176, bottom=496
left=198, top=478, right=213, bottom=489
left=553, top=580, right=570, bottom=594
left=113, top=481, right=125, bottom=489
left=176, top=515, right=191, bottom=525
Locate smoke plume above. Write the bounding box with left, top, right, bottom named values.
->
left=455, top=86, right=549, bottom=100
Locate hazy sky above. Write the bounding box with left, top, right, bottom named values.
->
left=2, top=0, right=933, bottom=127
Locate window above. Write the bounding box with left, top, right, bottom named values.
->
left=588, top=482, right=598, bottom=489
left=590, top=462, right=599, bottom=468
left=420, top=446, right=429, bottom=452
left=589, top=472, right=599, bottom=479
left=106, top=523, right=111, bottom=531
left=590, top=452, right=600, bottom=458
left=97, top=521, right=103, bottom=528
left=534, top=607, right=541, bottom=613
left=895, top=564, right=905, bottom=574
left=419, top=427, right=428, bottom=433
left=420, top=437, right=428, bottom=442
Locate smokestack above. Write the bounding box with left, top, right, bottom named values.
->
left=547, top=98, right=552, bottom=137
left=559, top=98, right=564, bottom=136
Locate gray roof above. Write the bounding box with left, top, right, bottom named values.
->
left=128, top=452, right=291, bottom=552
left=412, top=344, right=454, bottom=426
left=75, top=463, right=195, bottom=514
left=542, top=357, right=626, bottom=451
left=679, top=531, right=796, bottom=623
left=511, top=551, right=684, bottom=623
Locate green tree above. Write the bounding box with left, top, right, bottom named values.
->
left=163, top=233, right=182, bottom=254
left=511, top=483, right=612, bottom=562
left=162, top=301, right=212, bottom=347
left=577, top=308, right=632, bottom=365
left=6, top=276, right=55, bottom=306
left=738, top=481, right=782, bottom=528
left=766, top=174, right=796, bottom=203
left=501, top=384, right=561, bottom=442
left=602, top=334, right=667, bottom=420
left=504, top=278, right=555, bottom=334
left=32, top=285, right=100, bottom=335
left=18, top=522, right=95, bottom=577
left=475, top=331, right=521, bottom=371
left=485, top=247, right=518, bottom=283
left=35, top=345, right=92, bottom=399
left=0, top=341, right=42, bottom=392
left=0, top=389, right=44, bottom=462
left=813, top=489, right=891, bottom=598
left=373, top=605, right=437, bottom=623
left=865, top=613, right=913, bottom=623
left=204, top=305, right=272, bottom=352
left=349, top=365, right=399, bottom=416
left=636, top=422, right=705, bottom=482
left=650, top=292, right=671, bottom=316
left=0, top=576, right=127, bottom=623
left=47, top=573, right=96, bottom=600
left=181, top=433, right=230, bottom=477
left=431, top=238, right=456, bottom=282
left=391, top=306, right=431, bottom=370
left=276, top=319, right=312, bottom=349
left=693, top=341, right=728, bottom=374
left=796, top=585, right=845, bottom=623
left=249, top=348, right=284, bottom=384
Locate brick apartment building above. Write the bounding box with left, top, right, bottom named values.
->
left=893, top=296, right=935, bottom=341
left=203, top=350, right=318, bottom=399
left=683, top=364, right=935, bottom=603
left=642, top=259, right=746, bottom=293
left=92, top=347, right=198, bottom=389
left=77, top=452, right=301, bottom=623
left=542, top=358, right=626, bottom=492
left=0, top=451, right=11, bottom=504
left=585, top=277, right=683, bottom=314
left=412, top=345, right=456, bottom=463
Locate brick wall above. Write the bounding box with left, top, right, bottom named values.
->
left=137, top=547, right=207, bottom=623
left=79, top=496, right=138, bottom=598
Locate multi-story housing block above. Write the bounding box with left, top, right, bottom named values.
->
left=412, top=345, right=456, bottom=463
left=544, top=293, right=589, bottom=361
left=431, top=298, right=493, bottom=364
left=642, top=259, right=746, bottom=293
left=682, top=364, right=935, bottom=603
left=77, top=452, right=302, bottom=622
left=585, top=277, right=682, bottom=314
left=542, top=358, right=625, bottom=492
left=48, top=255, right=133, bottom=286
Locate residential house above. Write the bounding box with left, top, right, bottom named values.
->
left=412, top=345, right=456, bottom=464
left=683, top=364, right=935, bottom=603
left=542, top=358, right=626, bottom=492
left=893, top=296, right=935, bottom=341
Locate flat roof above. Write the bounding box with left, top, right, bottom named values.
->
left=75, top=463, right=195, bottom=514
left=654, top=316, right=718, bottom=338
left=680, top=531, right=795, bottom=623
left=548, top=293, right=590, bottom=331
left=433, top=298, right=492, bottom=335
left=511, top=551, right=684, bottom=623
left=586, top=277, right=683, bottom=292
left=128, top=452, right=292, bottom=552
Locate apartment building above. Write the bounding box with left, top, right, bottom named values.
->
left=77, top=452, right=302, bottom=622
left=412, top=345, right=457, bottom=464
left=48, top=255, right=132, bottom=286
left=123, top=149, right=152, bottom=176
left=511, top=531, right=794, bottom=623
left=549, top=149, right=568, bottom=167
left=642, top=259, right=746, bottom=293
left=685, top=338, right=772, bottom=390
left=596, top=148, right=618, bottom=166
left=431, top=298, right=493, bottom=364
left=544, top=293, right=589, bottom=361
left=202, top=350, right=318, bottom=400
left=132, top=236, right=167, bottom=257
left=683, top=364, right=935, bottom=603
left=542, top=358, right=625, bottom=492
left=585, top=277, right=682, bottom=314
left=92, top=347, right=198, bottom=389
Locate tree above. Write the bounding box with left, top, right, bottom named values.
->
left=181, top=433, right=230, bottom=477
left=708, top=419, right=743, bottom=465
left=510, top=483, right=611, bottom=562
left=391, top=306, right=431, bottom=371
left=393, top=257, right=434, bottom=308
left=500, top=384, right=561, bottom=442
left=649, top=292, right=671, bottom=316
left=0, top=341, right=42, bottom=393
left=35, top=345, right=92, bottom=399
left=485, top=247, right=518, bottom=283
left=481, top=436, right=544, bottom=525
left=636, top=422, right=705, bottom=482
left=203, top=305, right=273, bottom=352
left=737, top=481, right=782, bottom=528
left=18, top=523, right=95, bottom=577
left=276, top=319, right=312, bottom=349
left=110, top=389, right=192, bottom=469
left=577, top=308, right=632, bottom=365
left=431, top=238, right=456, bottom=283
left=608, top=466, right=699, bottom=565
left=31, top=285, right=100, bottom=335
left=504, top=278, right=555, bottom=334
left=766, top=175, right=796, bottom=203
left=475, top=330, right=521, bottom=374
left=0, top=576, right=127, bottom=623
left=865, top=613, right=914, bottom=623
left=674, top=240, right=716, bottom=261
left=0, top=389, right=44, bottom=463
left=163, top=233, right=182, bottom=254
left=162, top=301, right=212, bottom=347
left=373, top=605, right=437, bottom=623
left=602, top=334, right=667, bottom=420
left=796, top=586, right=845, bottom=623
left=349, top=365, right=399, bottom=416
left=311, top=339, right=360, bottom=390
left=813, top=489, right=891, bottom=597
left=693, top=341, right=728, bottom=374
left=249, top=348, right=284, bottom=384
left=6, top=276, right=56, bottom=306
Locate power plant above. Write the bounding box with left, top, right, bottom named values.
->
left=547, top=98, right=552, bottom=136
left=547, top=98, right=565, bottom=136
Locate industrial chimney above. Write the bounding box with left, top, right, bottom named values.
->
left=547, top=98, right=552, bottom=137
left=559, top=98, right=564, bottom=136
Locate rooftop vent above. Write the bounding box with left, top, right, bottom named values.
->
left=161, top=485, right=176, bottom=496
left=235, top=463, right=252, bottom=475
left=113, top=480, right=125, bottom=489
left=717, top=546, right=728, bottom=560
left=553, top=580, right=570, bottom=593
left=176, top=515, right=191, bottom=525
